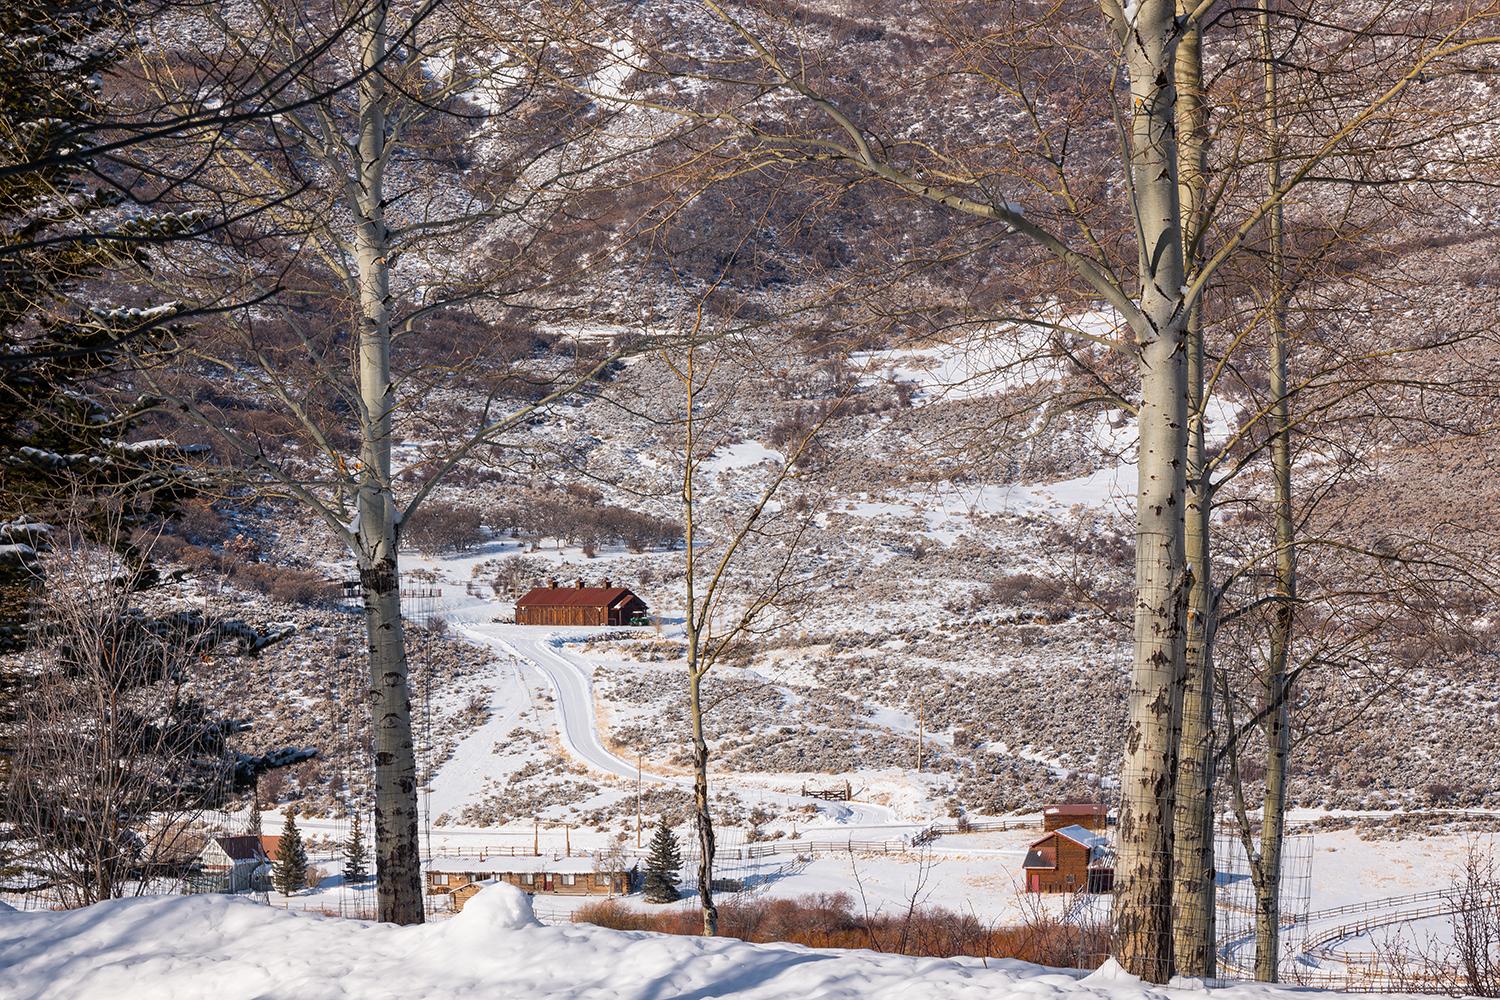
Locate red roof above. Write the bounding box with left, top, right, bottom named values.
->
left=259, top=835, right=283, bottom=862
left=515, top=586, right=644, bottom=610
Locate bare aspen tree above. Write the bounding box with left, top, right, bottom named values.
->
left=1253, top=0, right=1294, bottom=979
left=1196, top=4, right=1500, bottom=978
left=661, top=293, right=841, bottom=935
left=630, top=4, right=1196, bottom=965
left=122, top=0, right=668, bottom=922
left=1171, top=0, right=1217, bottom=976
left=346, top=0, right=422, bottom=926
left=1106, top=4, right=1193, bottom=976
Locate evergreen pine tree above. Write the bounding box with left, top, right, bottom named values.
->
left=247, top=780, right=262, bottom=837
left=642, top=816, right=682, bottom=904
left=1, top=2, right=193, bottom=655
left=272, top=809, right=309, bottom=896
left=342, top=810, right=369, bottom=884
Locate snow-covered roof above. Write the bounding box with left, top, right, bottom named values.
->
left=1051, top=824, right=1110, bottom=850
left=1043, top=803, right=1107, bottom=818
left=427, top=856, right=604, bottom=875
left=1025, top=825, right=1114, bottom=867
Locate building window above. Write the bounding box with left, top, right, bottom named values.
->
left=562, top=873, right=576, bottom=886
left=595, top=873, right=610, bottom=887
left=433, top=873, right=448, bottom=886
left=522, top=872, right=534, bottom=885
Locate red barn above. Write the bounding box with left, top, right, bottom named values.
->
left=1023, top=825, right=1115, bottom=894
left=514, top=579, right=649, bottom=627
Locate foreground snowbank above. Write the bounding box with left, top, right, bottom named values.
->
left=0, top=884, right=1357, bottom=1000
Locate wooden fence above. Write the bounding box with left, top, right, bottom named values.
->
left=421, top=818, right=1033, bottom=866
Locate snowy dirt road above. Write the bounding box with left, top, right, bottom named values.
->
left=459, top=624, right=643, bottom=780
left=452, top=620, right=906, bottom=833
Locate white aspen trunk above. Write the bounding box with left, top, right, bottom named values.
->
left=1256, top=0, right=1294, bottom=977
left=1172, top=6, right=1218, bottom=977
left=1113, top=0, right=1191, bottom=982
left=688, top=660, right=718, bottom=936
left=676, top=350, right=718, bottom=936
left=352, top=0, right=424, bottom=925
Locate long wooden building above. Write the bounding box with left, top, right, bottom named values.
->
left=514, top=579, right=649, bottom=627
left=426, top=855, right=633, bottom=912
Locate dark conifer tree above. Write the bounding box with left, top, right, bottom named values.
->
left=0, top=8, right=300, bottom=871
left=642, top=817, right=682, bottom=904
left=247, top=780, right=263, bottom=837
left=342, top=811, right=369, bottom=885
left=272, top=809, right=309, bottom=896
left=1, top=1, right=196, bottom=655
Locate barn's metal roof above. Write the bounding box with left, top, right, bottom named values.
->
left=211, top=835, right=268, bottom=863
left=426, top=855, right=608, bottom=874
left=515, top=585, right=644, bottom=609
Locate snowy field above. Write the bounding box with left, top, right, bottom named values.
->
left=0, top=881, right=1456, bottom=1000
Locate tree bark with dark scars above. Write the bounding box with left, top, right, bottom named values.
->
left=1172, top=0, right=1218, bottom=976
left=688, top=662, right=718, bottom=936
left=350, top=0, right=422, bottom=925
left=1111, top=0, right=1192, bottom=981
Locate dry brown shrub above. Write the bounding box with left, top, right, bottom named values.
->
left=571, top=892, right=1108, bottom=966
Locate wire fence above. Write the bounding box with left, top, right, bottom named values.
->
left=1212, top=829, right=1314, bottom=980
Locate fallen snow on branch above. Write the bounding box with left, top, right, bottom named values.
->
left=0, top=882, right=1372, bottom=1000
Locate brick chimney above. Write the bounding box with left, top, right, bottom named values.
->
left=602, top=578, right=612, bottom=589
left=547, top=578, right=558, bottom=589
left=574, top=578, right=585, bottom=588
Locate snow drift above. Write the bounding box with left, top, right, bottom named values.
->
left=0, top=883, right=1371, bottom=1000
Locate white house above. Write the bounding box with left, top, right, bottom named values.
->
left=196, top=835, right=280, bottom=893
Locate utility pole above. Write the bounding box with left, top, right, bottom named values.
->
left=916, top=697, right=924, bottom=772
left=636, top=749, right=643, bottom=848
left=533, top=820, right=539, bottom=857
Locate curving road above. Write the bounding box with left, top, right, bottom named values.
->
left=460, top=624, right=649, bottom=781
left=453, top=620, right=904, bottom=832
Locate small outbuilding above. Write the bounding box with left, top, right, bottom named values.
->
left=1022, top=824, right=1114, bottom=894
left=514, top=578, right=649, bottom=627
left=1042, top=802, right=1109, bottom=832
left=426, top=855, right=633, bottom=911
left=195, top=834, right=282, bottom=893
